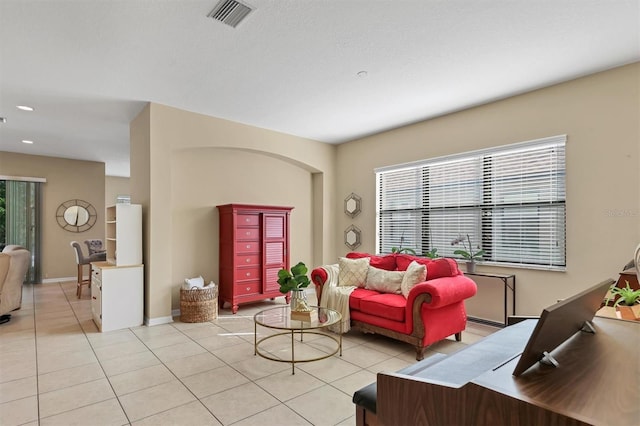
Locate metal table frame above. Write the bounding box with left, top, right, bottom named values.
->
left=465, top=272, right=516, bottom=327
left=254, top=305, right=342, bottom=374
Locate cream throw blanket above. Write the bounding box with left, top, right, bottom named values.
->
left=319, top=264, right=356, bottom=333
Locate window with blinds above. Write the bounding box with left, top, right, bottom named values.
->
left=376, top=135, right=566, bottom=269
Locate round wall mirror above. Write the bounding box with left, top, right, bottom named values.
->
left=56, top=199, right=97, bottom=232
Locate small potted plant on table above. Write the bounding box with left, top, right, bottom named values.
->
left=277, top=262, right=316, bottom=321
left=608, top=281, right=640, bottom=320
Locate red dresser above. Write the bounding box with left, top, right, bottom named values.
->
left=217, top=204, right=293, bottom=314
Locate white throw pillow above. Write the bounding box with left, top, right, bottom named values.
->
left=338, top=257, right=370, bottom=287
left=365, top=266, right=404, bottom=294
left=401, top=261, right=427, bottom=298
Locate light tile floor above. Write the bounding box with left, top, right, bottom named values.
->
left=0, top=282, right=497, bottom=426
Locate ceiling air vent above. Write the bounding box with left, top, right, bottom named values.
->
left=207, top=0, right=252, bottom=28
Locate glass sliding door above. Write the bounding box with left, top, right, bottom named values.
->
left=2, top=180, right=41, bottom=283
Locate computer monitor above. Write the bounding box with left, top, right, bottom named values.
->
left=512, top=278, right=615, bottom=376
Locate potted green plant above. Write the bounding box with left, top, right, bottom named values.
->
left=423, top=248, right=440, bottom=259
left=607, top=281, right=640, bottom=320
left=451, top=234, right=485, bottom=273
left=277, top=261, right=311, bottom=313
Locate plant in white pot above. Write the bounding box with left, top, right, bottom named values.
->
left=608, top=281, right=640, bottom=320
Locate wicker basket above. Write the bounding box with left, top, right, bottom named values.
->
left=180, top=285, right=218, bottom=323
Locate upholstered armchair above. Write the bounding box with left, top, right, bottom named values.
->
left=0, top=245, right=30, bottom=324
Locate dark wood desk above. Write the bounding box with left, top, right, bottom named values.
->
left=377, top=317, right=639, bottom=425
left=617, top=268, right=639, bottom=289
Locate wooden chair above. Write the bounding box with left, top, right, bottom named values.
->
left=70, top=241, right=92, bottom=298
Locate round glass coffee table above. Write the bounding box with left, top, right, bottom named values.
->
left=254, top=305, right=342, bottom=374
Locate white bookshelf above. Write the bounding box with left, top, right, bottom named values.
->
left=106, top=204, right=142, bottom=266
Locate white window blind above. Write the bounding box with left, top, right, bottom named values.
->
left=376, top=135, right=566, bottom=269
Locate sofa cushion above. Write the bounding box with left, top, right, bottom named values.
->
left=396, top=255, right=461, bottom=279
left=349, top=288, right=380, bottom=311
left=339, top=256, right=370, bottom=287
left=347, top=252, right=397, bottom=271
left=401, top=261, right=427, bottom=298
left=359, top=293, right=406, bottom=322
left=365, top=266, right=404, bottom=294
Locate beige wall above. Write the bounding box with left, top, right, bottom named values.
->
left=0, top=151, right=105, bottom=280
left=130, top=104, right=336, bottom=323
left=170, top=148, right=313, bottom=309
left=336, top=63, right=640, bottom=315
left=105, top=176, right=130, bottom=206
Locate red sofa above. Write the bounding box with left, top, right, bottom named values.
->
left=311, top=252, right=477, bottom=360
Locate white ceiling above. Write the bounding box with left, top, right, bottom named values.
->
left=1, top=0, right=638, bottom=177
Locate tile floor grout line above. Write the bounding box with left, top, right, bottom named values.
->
left=13, top=282, right=493, bottom=425
left=32, top=282, right=131, bottom=425
left=134, top=324, right=228, bottom=425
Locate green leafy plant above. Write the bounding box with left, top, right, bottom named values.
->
left=423, top=248, right=440, bottom=259
left=451, top=234, right=485, bottom=261
left=608, top=281, right=640, bottom=306
left=277, top=261, right=310, bottom=294
left=391, top=247, right=416, bottom=255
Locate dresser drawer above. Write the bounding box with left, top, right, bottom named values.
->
left=235, top=281, right=260, bottom=296
left=236, top=241, right=260, bottom=254
left=238, top=214, right=259, bottom=227
left=236, top=267, right=261, bottom=281
left=236, top=254, right=260, bottom=267
left=236, top=228, right=260, bottom=241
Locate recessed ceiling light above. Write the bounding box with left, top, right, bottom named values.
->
left=17, top=105, right=35, bottom=111
left=22, top=140, right=34, bottom=144
left=357, top=71, right=368, bottom=78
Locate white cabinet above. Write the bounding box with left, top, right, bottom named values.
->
left=91, top=262, right=143, bottom=332
left=93, top=203, right=144, bottom=332
left=106, top=204, right=142, bottom=266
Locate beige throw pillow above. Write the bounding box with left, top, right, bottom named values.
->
left=401, top=261, right=427, bottom=298
left=365, top=266, right=404, bottom=294
left=338, top=256, right=370, bottom=287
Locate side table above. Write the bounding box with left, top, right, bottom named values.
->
left=465, top=272, right=516, bottom=327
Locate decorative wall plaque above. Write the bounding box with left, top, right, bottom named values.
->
left=344, top=193, right=362, bottom=218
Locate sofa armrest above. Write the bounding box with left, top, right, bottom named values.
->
left=406, top=275, right=477, bottom=310
left=311, top=264, right=338, bottom=304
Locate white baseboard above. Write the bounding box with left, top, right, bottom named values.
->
left=42, top=276, right=76, bottom=284
left=145, top=315, right=174, bottom=326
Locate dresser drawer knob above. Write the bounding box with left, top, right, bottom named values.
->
left=246, top=287, right=251, bottom=291
left=246, top=272, right=251, bottom=277
left=246, top=244, right=251, bottom=249
left=246, top=231, right=251, bottom=236
left=246, top=258, right=251, bottom=263
left=245, top=218, right=250, bottom=222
